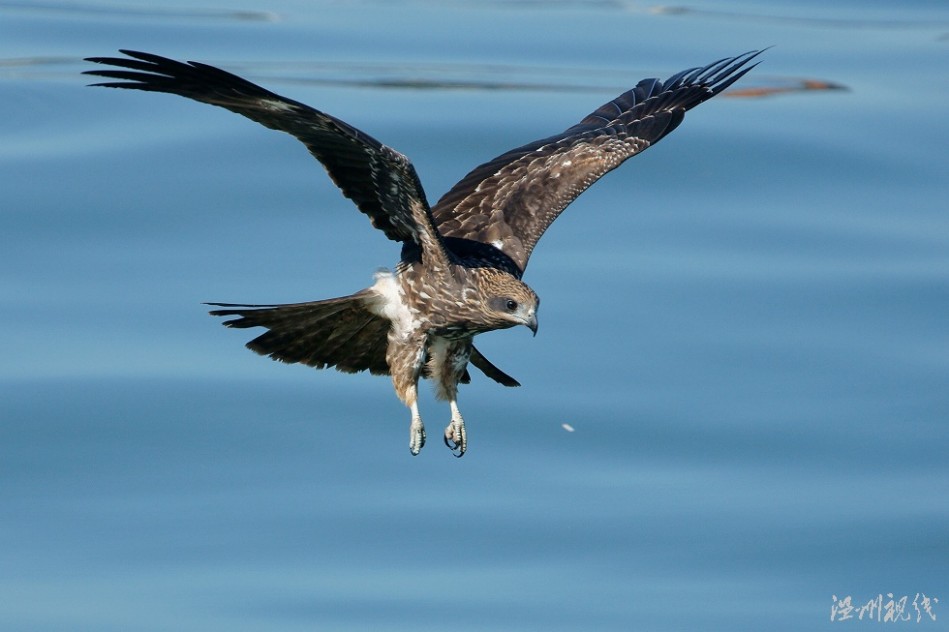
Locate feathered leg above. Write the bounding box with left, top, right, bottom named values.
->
left=427, top=337, right=472, bottom=457
left=387, top=332, right=428, bottom=456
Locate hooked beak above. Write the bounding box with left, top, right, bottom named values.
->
left=527, top=312, right=538, bottom=337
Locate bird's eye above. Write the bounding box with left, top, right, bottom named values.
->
left=505, top=299, right=518, bottom=311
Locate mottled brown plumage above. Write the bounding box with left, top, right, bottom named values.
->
left=84, top=49, right=760, bottom=456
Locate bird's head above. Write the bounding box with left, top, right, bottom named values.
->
left=480, top=272, right=539, bottom=335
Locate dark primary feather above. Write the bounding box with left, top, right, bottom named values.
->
left=431, top=50, right=763, bottom=273
left=83, top=50, right=441, bottom=252
left=469, top=347, right=520, bottom=387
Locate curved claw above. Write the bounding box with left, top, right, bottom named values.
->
left=409, top=417, right=426, bottom=456
left=443, top=418, right=467, bottom=458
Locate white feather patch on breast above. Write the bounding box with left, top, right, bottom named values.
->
left=367, top=269, right=421, bottom=337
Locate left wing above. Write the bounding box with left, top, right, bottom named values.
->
left=206, top=296, right=519, bottom=386
left=84, top=50, right=446, bottom=258
left=432, top=51, right=762, bottom=274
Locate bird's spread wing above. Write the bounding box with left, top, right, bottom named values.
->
left=207, top=294, right=520, bottom=387
left=84, top=50, right=446, bottom=258
left=431, top=51, right=762, bottom=273
left=208, top=292, right=392, bottom=376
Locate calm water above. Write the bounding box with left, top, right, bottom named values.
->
left=2, top=1, right=948, bottom=630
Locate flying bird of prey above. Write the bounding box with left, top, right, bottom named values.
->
left=85, top=50, right=761, bottom=457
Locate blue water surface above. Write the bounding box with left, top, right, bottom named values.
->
left=1, top=1, right=947, bottom=630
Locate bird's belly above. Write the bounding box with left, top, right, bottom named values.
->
left=426, top=335, right=472, bottom=393
left=430, top=325, right=479, bottom=340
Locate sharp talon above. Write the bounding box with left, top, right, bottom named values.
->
left=443, top=418, right=467, bottom=458
left=409, top=417, right=426, bottom=456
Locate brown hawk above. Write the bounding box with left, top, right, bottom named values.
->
left=84, top=50, right=761, bottom=457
